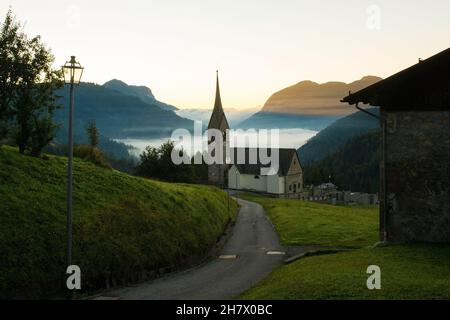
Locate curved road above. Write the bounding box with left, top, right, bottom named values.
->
left=105, top=198, right=285, bottom=300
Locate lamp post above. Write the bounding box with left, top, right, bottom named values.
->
left=62, top=56, right=84, bottom=268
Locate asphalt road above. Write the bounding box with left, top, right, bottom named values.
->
left=104, top=198, right=285, bottom=300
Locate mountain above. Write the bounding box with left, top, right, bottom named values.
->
left=238, top=76, right=381, bottom=131
left=54, top=82, right=194, bottom=140
left=298, top=108, right=380, bottom=165
left=304, top=131, right=380, bottom=193
left=176, top=107, right=260, bottom=128
left=103, top=79, right=178, bottom=112
left=262, top=76, right=382, bottom=115
left=237, top=112, right=340, bottom=131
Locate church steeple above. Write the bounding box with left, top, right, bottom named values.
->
left=214, top=70, right=223, bottom=111
left=208, top=70, right=229, bottom=130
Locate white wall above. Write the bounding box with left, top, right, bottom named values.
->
left=267, top=175, right=284, bottom=194
left=228, top=165, right=240, bottom=189
left=240, top=174, right=267, bottom=192
left=228, top=165, right=285, bottom=194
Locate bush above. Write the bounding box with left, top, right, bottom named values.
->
left=74, top=145, right=112, bottom=169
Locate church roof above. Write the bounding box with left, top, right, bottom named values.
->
left=208, top=71, right=230, bottom=129
left=230, top=148, right=300, bottom=176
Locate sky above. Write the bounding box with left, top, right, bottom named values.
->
left=2, top=0, right=450, bottom=109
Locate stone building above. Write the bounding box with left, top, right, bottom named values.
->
left=207, top=71, right=230, bottom=186
left=342, top=48, right=450, bottom=243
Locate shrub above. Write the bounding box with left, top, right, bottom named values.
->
left=74, top=145, right=112, bottom=169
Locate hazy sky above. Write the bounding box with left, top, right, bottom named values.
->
left=2, top=0, right=450, bottom=109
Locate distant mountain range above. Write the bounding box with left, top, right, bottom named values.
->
left=238, top=76, right=381, bottom=131
left=176, top=107, right=260, bottom=128
left=297, top=107, right=381, bottom=193
left=52, top=80, right=195, bottom=162
left=298, top=108, right=380, bottom=165
left=262, top=76, right=381, bottom=115
left=54, top=81, right=193, bottom=140
left=103, top=79, right=178, bottom=112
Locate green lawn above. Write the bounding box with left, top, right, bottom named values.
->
left=0, top=146, right=237, bottom=299
left=239, top=193, right=450, bottom=300
left=240, top=193, right=378, bottom=248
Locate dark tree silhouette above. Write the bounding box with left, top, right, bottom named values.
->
left=86, top=120, right=100, bottom=149
left=0, top=10, right=62, bottom=155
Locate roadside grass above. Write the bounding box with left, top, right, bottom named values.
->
left=0, top=146, right=237, bottom=299
left=240, top=243, right=450, bottom=300
left=240, top=193, right=378, bottom=248
left=239, top=193, right=450, bottom=300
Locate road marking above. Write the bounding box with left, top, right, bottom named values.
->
left=266, top=251, right=286, bottom=255
left=219, top=255, right=238, bottom=260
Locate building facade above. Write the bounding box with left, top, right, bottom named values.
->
left=343, top=48, right=450, bottom=243
left=228, top=148, right=304, bottom=195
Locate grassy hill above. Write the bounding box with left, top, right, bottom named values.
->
left=0, top=146, right=237, bottom=299
left=238, top=195, right=450, bottom=300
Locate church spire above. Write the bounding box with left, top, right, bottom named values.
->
left=208, top=70, right=229, bottom=130
left=214, top=70, right=223, bottom=111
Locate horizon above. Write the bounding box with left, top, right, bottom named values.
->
left=2, top=0, right=450, bottom=109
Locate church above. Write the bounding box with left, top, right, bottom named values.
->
left=207, top=72, right=304, bottom=196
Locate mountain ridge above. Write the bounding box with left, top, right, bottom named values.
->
left=54, top=82, right=194, bottom=140
left=238, top=76, right=381, bottom=131
left=262, top=76, right=382, bottom=115
left=103, top=79, right=178, bottom=112
left=298, top=108, right=380, bottom=165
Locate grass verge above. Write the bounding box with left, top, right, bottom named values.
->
left=239, top=193, right=450, bottom=299
left=240, top=193, right=378, bottom=248
left=0, top=146, right=237, bottom=299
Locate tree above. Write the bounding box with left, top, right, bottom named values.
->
left=86, top=120, right=99, bottom=148
left=0, top=10, right=62, bottom=155
left=135, top=141, right=199, bottom=183
left=0, top=10, right=22, bottom=142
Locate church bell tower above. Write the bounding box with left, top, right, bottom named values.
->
left=207, top=71, right=229, bottom=186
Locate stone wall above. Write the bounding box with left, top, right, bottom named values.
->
left=286, top=154, right=304, bottom=194
left=208, top=163, right=228, bottom=186
left=384, top=110, right=450, bottom=242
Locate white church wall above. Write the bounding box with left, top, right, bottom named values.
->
left=228, top=165, right=285, bottom=194
left=267, top=174, right=284, bottom=194
left=240, top=174, right=267, bottom=192
left=228, top=165, right=240, bottom=189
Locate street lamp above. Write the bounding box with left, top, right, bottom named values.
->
left=62, top=56, right=83, bottom=269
